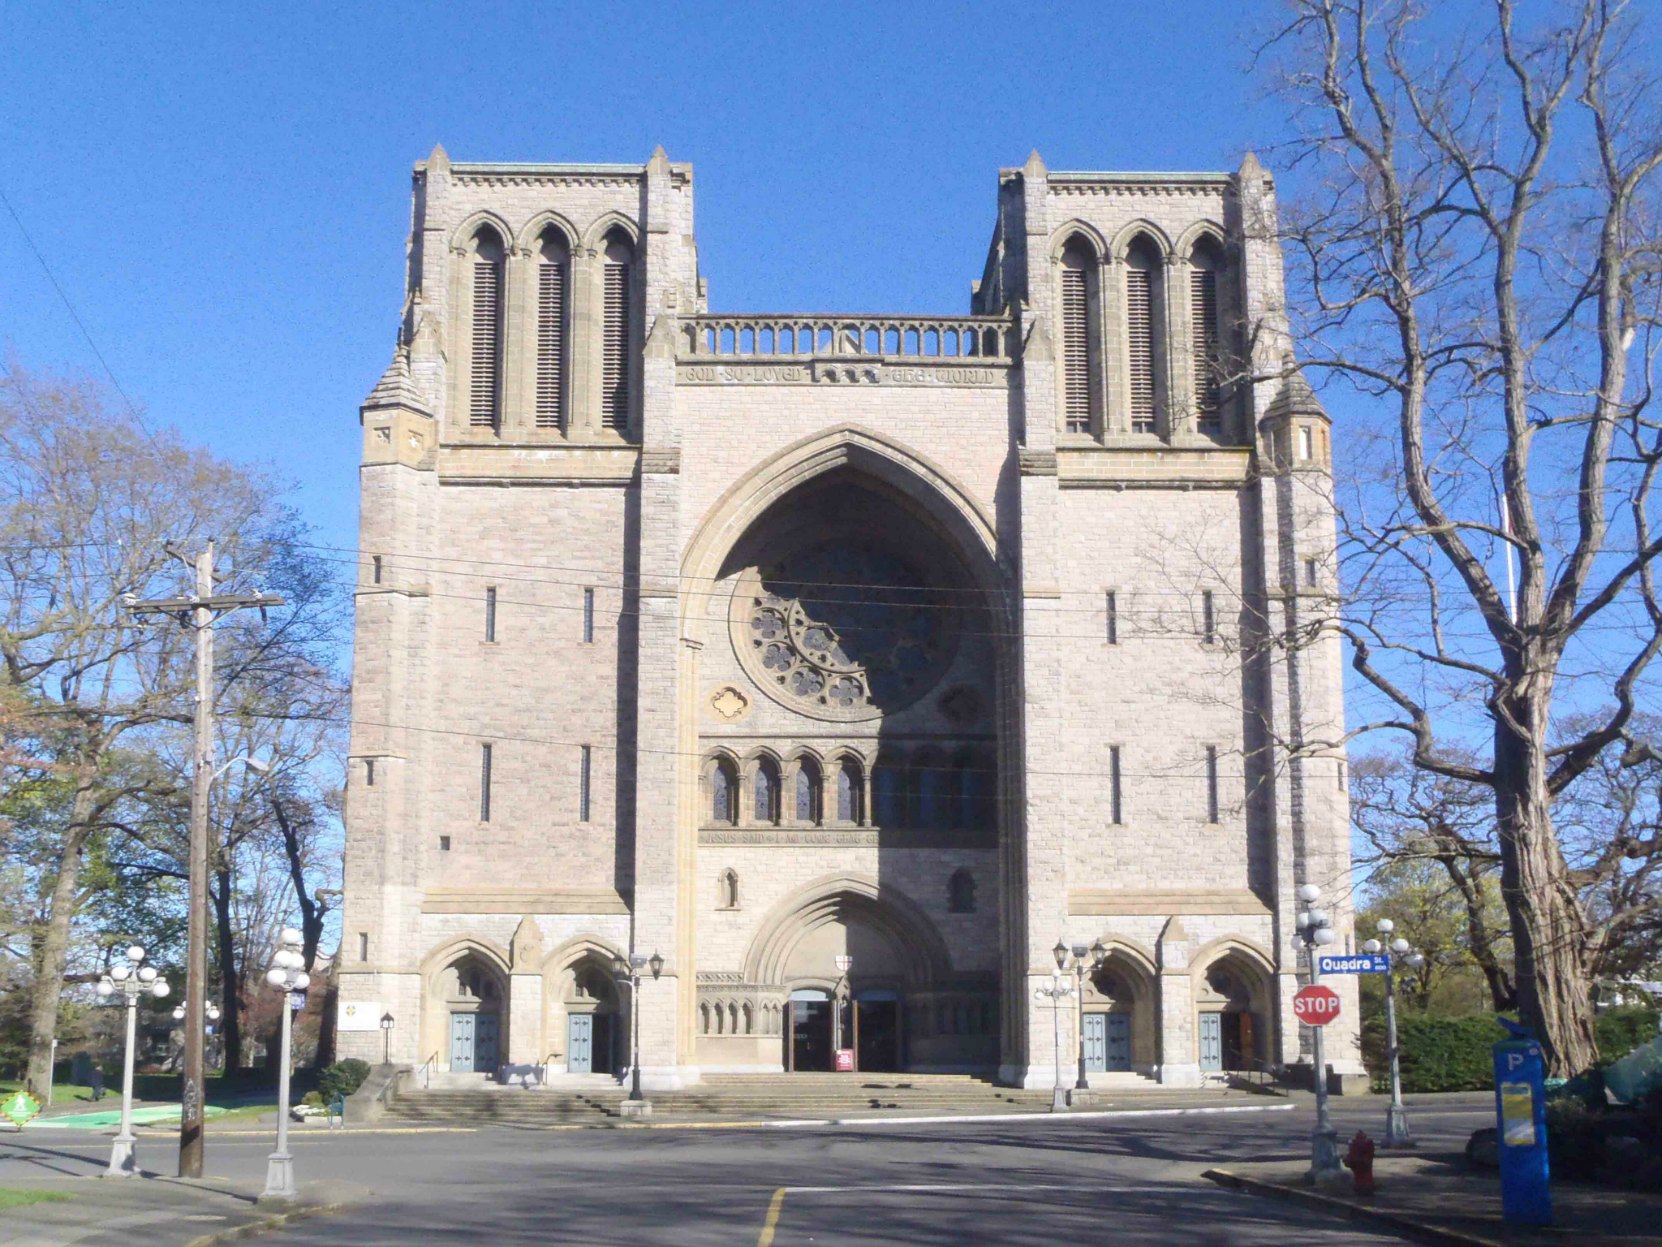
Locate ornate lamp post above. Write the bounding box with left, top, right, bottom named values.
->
left=96, top=945, right=171, bottom=1176
left=614, top=949, right=664, bottom=1110
left=1294, top=883, right=1342, bottom=1183
left=172, top=1000, right=222, bottom=1074
left=1053, top=939, right=1107, bottom=1095
left=1363, top=919, right=1425, bottom=1147
left=1034, top=961, right=1073, bottom=1112
left=833, top=954, right=853, bottom=1068
left=379, top=1013, right=395, bottom=1067
left=260, top=927, right=310, bottom=1202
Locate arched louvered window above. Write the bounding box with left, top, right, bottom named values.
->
left=752, top=758, right=781, bottom=825
left=1124, top=235, right=1164, bottom=435
left=836, top=761, right=862, bottom=824
left=873, top=764, right=901, bottom=827
left=794, top=758, right=822, bottom=825
left=1059, top=239, right=1099, bottom=435
left=711, top=758, right=737, bottom=825
left=601, top=230, right=634, bottom=432
left=535, top=229, right=570, bottom=429
left=1189, top=237, right=1224, bottom=437
left=468, top=227, right=506, bottom=428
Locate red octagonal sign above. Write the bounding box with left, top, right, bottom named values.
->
left=1292, top=984, right=1341, bottom=1026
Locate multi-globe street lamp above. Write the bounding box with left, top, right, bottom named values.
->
left=172, top=1001, right=222, bottom=1073
left=1033, top=969, right=1073, bottom=1112
left=95, top=945, right=171, bottom=1176
left=1294, top=883, right=1341, bottom=1183
left=261, top=927, right=310, bottom=1201
left=1054, top=939, right=1107, bottom=1095
left=613, top=949, right=664, bottom=1106
left=1363, top=918, right=1425, bottom=1147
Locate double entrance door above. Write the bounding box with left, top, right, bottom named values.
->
left=786, top=990, right=901, bottom=1072
left=1082, top=1012, right=1132, bottom=1073
left=566, top=1013, right=616, bottom=1074
left=1199, top=1011, right=1254, bottom=1072
left=449, top=1012, right=499, bottom=1074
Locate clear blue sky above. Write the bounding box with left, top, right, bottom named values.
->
left=0, top=1, right=1284, bottom=552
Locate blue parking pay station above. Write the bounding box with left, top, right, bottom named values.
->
left=1493, top=1022, right=1552, bottom=1226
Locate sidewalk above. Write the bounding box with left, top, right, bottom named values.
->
left=1205, top=1152, right=1662, bottom=1247
left=0, top=1175, right=362, bottom=1247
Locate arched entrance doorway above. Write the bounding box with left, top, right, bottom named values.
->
left=1080, top=947, right=1157, bottom=1076
left=1195, top=948, right=1274, bottom=1074
left=563, top=957, right=623, bottom=1075
left=435, top=951, right=506, bottom=1074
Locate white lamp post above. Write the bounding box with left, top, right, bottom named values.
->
left=95, top=944, right=171, bottom=1176
left=1294, top=883, right=1342, bottom=1183
left=1364, top=919, right=1425, bottom=1147
left=1034, top=964, right=1073, bottom=1112
left=260, top=927, right=309, bottom=1202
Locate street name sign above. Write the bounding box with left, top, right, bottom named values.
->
left=1318, top=953, right=1391, bottom=975
left=1292, top=984, right=1342, bottom=1026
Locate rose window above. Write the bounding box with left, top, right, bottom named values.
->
left=732, top=540, right=957, bottom=720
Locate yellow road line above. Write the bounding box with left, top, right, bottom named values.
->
left=756, top=1186, right=786, bottom=1247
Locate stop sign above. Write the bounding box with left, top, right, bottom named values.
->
left=1292, top=984, right=1341, bottom=1026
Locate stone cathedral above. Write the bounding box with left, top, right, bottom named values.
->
left=335, top=145, right=1362, bottom=1091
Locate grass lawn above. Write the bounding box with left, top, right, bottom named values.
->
left=0, top=1188, right=71, bottom=1210
left=1, top=1074, right=278, bottom=1109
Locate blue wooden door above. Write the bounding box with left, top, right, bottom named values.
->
left=1199, top=1012, right=1223, bottom=1072
left=1083, top=1013, right=1107, bottom=1072
left=475, top=1013, right=499, bottom=1073
left=450, top=1013, right=475, bottom=1072
left=568, top=1014, right=593, bottom=1073
left=1105, top=1013, right=1132, bottom=1071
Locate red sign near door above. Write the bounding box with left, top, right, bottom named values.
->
left=835, top=1048, right=854, bottom=1072
left=1292, top=984, right=1341, bottom=1026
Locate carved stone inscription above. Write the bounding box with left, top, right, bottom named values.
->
left=677, top=363, right=1003, bottom=387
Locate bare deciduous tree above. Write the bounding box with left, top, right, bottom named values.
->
left=1265, top=0, right=1662, bottom=1074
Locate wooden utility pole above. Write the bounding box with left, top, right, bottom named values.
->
left=128, top=539, right=283, bottom=1178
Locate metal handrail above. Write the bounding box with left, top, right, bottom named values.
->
left=417, top=1051, right=438, bottom=1089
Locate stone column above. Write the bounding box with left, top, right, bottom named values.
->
left=1156, top=918, right=1201, bottom=1087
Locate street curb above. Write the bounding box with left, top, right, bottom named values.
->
left=180, top=1199, right=351, bottom=1247
left=1202, top=1168, right=1505, bottom=1247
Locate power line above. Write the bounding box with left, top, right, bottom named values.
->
left=0, top=184, right=160, bottom=447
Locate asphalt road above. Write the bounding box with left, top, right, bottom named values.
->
left=5, top=1098, right=1494, bottom=1245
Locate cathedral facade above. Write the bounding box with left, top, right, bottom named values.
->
left=334, top=146, right=1360, bottom=1089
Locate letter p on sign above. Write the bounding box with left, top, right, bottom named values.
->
left=1292, top=984, right=1341, bottom=1026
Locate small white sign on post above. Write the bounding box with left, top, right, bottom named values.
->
left=337, top=1001, right=385, bottom=1032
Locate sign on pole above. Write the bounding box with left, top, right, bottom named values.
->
left=1, top=1090, right=41, bottom=1129
left=1292, top=984, right=1342, bottom=1026
left=1318, top=953, right=1391, bottom=975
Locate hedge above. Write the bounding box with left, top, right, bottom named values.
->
left=1374, top=1005, right=1660, bottom=1094
left=317, top=1058, right=371, bottom=1103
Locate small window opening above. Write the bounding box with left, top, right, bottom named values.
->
left=1304, top=558, right=1319, bottom=588
left=1105, top=590, right=1119, bottom=645
left=579, top=745, right=592, bottom=822
left=1109, top=745, right=1123, bottom=825
left=1205, top=746, right=1220, bottom=824
left=582, top=588, right=595, bottom=643
left=439, top=835, right=452, bottom=852
left=365, top=758, right=376, bottom=787
left=479, top=744, right=493, bottom=823
left=371, top=555, right=383, bottom=585
left=484, top=586, right=497, bottom=642
left=358, top=932, right=369, bottom=962
left=1299, top=424, right=1314, bottom=462
left=1202, top=591, right=1216, bottom=643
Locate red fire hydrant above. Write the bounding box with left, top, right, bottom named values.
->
left=1343, top=1130, right=1377, bottom=1195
